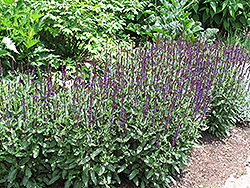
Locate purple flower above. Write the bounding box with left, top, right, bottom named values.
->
left=22, top=94, right=26, bottom=122
left=172, top=122, right=180, bottom=148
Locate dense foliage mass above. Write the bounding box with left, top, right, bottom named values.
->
left=0, top=0, right=250, bottom=187
left=0, top=34, right=249, bottom=187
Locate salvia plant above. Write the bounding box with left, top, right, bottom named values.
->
left=0, top=34, right=249, bottom=188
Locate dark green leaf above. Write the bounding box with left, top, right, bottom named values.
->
left=8, top=168, right=18, bottom=183
left=19, top=157, right=30, bottom=165
left=146, top=169, right=154, bottom=180
left=48, top=175, right=60, bottom=185
left=25, top=167, right=32, bottom=178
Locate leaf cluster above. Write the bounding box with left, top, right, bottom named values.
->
left=0, top=0, right=56, bottom=75
left=188, top=0, right=250, bottom=35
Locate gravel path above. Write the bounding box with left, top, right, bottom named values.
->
left=223, top=157, right=250, bottom=188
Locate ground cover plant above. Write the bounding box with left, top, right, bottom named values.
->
left=0, top=33, right=249, bottom=187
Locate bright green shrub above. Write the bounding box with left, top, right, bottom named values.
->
left=0, top=0, right=55, bottom=75
left=29, top=0, right=142, bottom=61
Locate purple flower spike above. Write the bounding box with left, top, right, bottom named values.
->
left=22, top=94, right=26, bottom=122
left=172, top=122, right=181, bottom=148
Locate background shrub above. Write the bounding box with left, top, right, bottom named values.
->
left=0, top=0, right=55, bottom=76
left=188, top=0, right=250, bottom=34
left=126, top=0, right=204, bottom=42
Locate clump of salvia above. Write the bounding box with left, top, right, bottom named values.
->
left=0, top=34, right=249, bottom=187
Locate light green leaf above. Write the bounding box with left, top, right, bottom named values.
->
left=117, top=163, right=128, bottom=173
left=90, top=171, right=97, bottom=185
left=33, top=145, right=40, bottom=158
left=22, top=176, right=28, bottom=186
left=65, top=179, right=71, bottom=188
left=146, top=169, right=154, bottom=180
left=210, top=1, right=217, bottom=13
left=3, top=0, right=14, bottom=5
left=129, top=169, right=139, bottom=180
left=106, top=163, right=116, bottom=172
left=91, top=148, right=102, bottom=159
left=136, top=146, right=143, bottom=154
left=107, top=172, right=112, bottom=184
left=2, top=37, right=20, bottom=54
left=8, top=168, right=18, bottom=183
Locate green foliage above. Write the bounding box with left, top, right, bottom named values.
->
left=0, top=0, right=55, bottom=75
left=188, top=0, right=250, bottom=35
left=30, top=0, right=140, bottom=62
left=126, top=0, right=204, bottom=42
left=206, top=41, right=250, bottom=137
left=1, top=33, right=249, bottom=187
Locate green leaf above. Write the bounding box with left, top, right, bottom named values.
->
left=113, top=173, right=121, bottom=184
left=22, top=176, right=29, bottom=186
left=48, top=175, right=60, bottom=185
left=141, top=181, right=145, bottom=188
left=117, top=163, right=128, bottom=173
left=210, top=1, right=217, bottom=13
left=229, top=6, right=235, bottom=19
left=25, top=39, right=39, bottom=49
left=8, top=168, right=18, bottom=183
left=2, top=37, right=20, bottom=54
left=91, top=148, right=102, bottom=159
left=222, top=0, right=229, bottom=10
left=223, top=19, right=230, bottom=30
left=3, top=0, right=14, bottom=5
left=79, top=156, right=90, bottom=165
left=146, top=169, right=154, bottom=180
left=62, top=170, right=67, bottom=179
left=106, top=163, right=116, bottom=172
left=19, top=157, right=30, bottom=165
left=136, top=146, right=143, bottom=154
left=33, top=145, right=40, bottom=158
left=25, top=167, right=32, bottom=178
left=90, top=171, right=97, bottom=185
left=107, top=172, right=112, bottom=184
left=133, top=177, right=139, bottom=186
left=129, top=169, right=139, bottom=180
left=65, top=179, right=71, bottom=188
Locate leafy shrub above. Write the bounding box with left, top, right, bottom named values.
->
left=188, top=0, right=250, bottom=34
left=0, top=34, right=249, bottom=187
left=29, top=0, right=142, bottom=61
left=205, top=37, right=250, bottom=137
left=0, top=0, right=55, bottom=75
left=126, top=0, right=204, bottom=42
